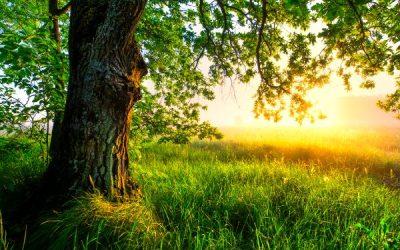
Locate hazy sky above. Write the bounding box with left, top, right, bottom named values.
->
left=200, top=71, right=400, bottom=128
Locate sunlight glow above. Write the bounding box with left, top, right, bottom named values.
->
left=202, top=71, right=400, bottom=128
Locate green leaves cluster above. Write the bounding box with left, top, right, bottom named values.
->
left=133, top=1, right=224, bottom=143
left=0, top=0, right=68, bottom=140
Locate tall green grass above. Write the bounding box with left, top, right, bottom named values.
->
left=1, top=128, right=400, bottom=249
left=1, top=211, right=9, bottom=250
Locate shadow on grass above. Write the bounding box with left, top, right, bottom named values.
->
left=0, top=138, right=47, bottom=248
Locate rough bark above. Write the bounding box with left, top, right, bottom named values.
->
left=46, top=0, right=148, bottom=200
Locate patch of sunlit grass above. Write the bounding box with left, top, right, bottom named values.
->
left=30, top=194, right=163, bottom=249
left=189, top=127, right=400, bottom=181
left=136, top=143, right=400, bottom=248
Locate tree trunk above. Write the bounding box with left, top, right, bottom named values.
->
left=46, top=0, right=148, bottom=200
left=48, top=0, right=65, bottom=161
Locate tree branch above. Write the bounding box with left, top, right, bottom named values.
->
left=216, top=0, right=228, bottom=46
left=57, top=1, right=73, bottom=15
left=50, top=0, right=73, bottom=16
left=346, top=0, right=376, bottom=67
left=255, top=0, right=289, bottom=93
left=198, top=0, right=227, bottom=72
left=48, top=0, right=63, bottom=51
left=256, top=0, right=268, bottom=84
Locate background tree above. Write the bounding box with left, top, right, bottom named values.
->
left=0, top=0, right=68, bottom=159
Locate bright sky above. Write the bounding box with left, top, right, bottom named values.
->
left=200, top=71, right=400, bottom=128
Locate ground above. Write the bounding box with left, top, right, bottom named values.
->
left=1, top=127, right=400, bottom=249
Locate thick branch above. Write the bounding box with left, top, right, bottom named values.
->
left=89, top=0, right=148, bottom=91
left=92, top=0, right=147, bottom=60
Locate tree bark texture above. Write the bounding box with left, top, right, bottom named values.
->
left=47, top=0, right=148, bottom=200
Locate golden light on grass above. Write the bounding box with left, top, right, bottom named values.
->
left=3, top=126, right=400, bottom=248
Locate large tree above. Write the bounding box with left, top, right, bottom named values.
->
left=1, top=0, right=399, bottom=200
left=45, top=0, right=329, bottom=200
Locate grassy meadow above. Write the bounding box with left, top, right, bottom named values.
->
left=1, top=126, right=400, bottom=249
